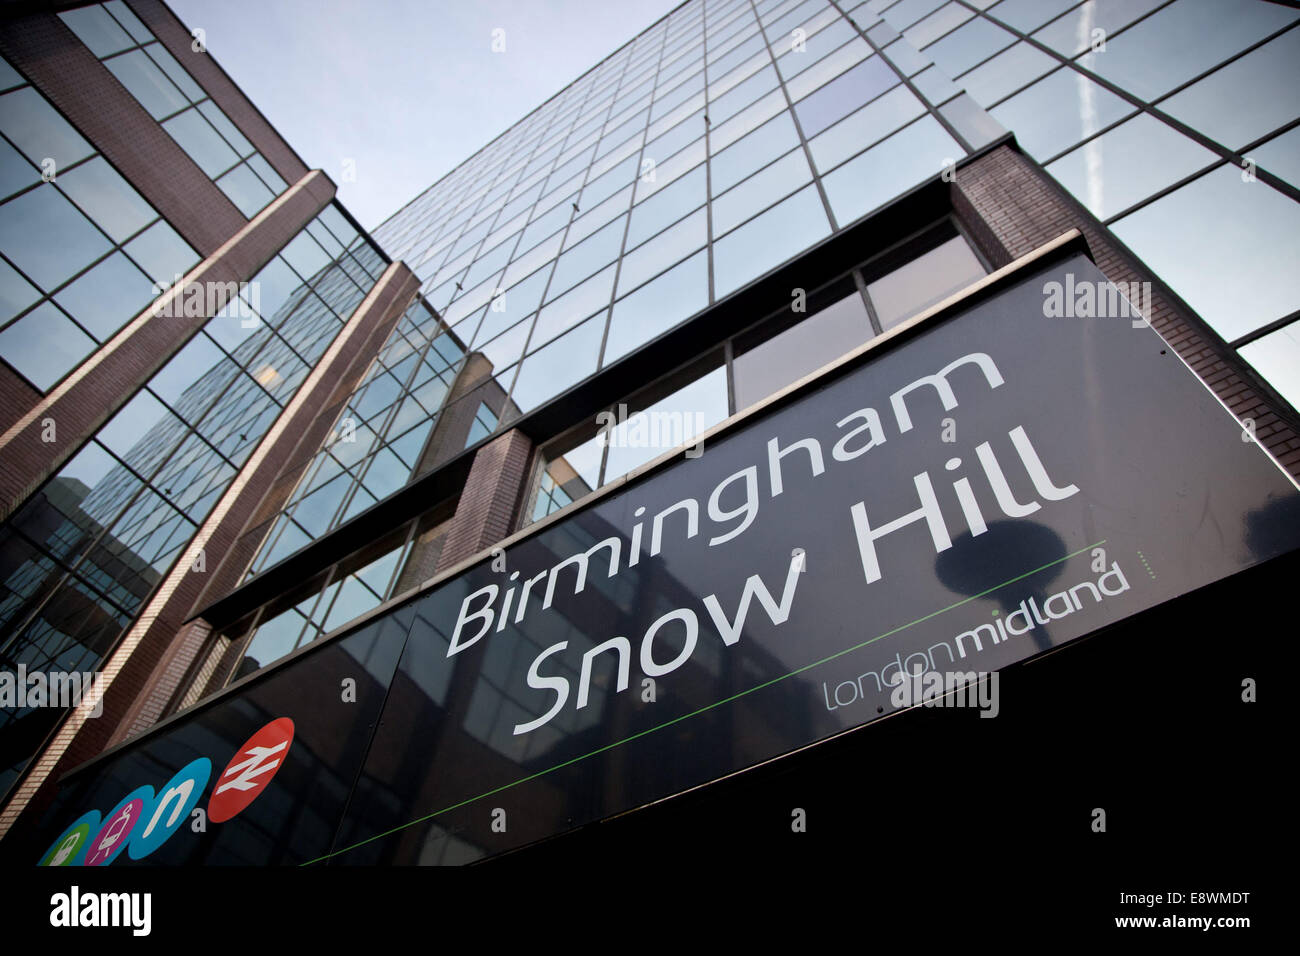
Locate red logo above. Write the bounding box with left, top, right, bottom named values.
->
left=207, top=717, right=295, bottom=823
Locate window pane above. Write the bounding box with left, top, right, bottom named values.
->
left=712, top=148, right=812, bottom=234
left=604, top=249, right=708, bottom=363
left=956, top=41, right=1056, bottom=107
left=938, top=93, right=1007, bottom=150
left=990, top=67, right=1136, bottom=161
left=217, top=161, right=275, bottom=217
left=0, top=136, right=38, bottom=201
left=283, top=231, right=333, bottom=284
left=1238, top=320, right=1300, bottom=413
left=605, top=365, right=729, bottom=479
left=708, top=64, right=777, bottom=126
left=1255, top=126, right=1300, bottom=190
left=709, top=88, right=786, bottom=153
left=0, top=87, right=94, bottom=169
left=822, top=115, right=962, bottom=224
left=783, top=40, right=871, bottom=102
left=0, top=301, right=96, bottom=389
left=1110, top=166, right=1300, bottom=341
left=617, top=206, right=706, bottom=295
left=794, top=52, right=899, bottom=137
left=104, top=1, right=152, bottom=43
left=1032, top=0, right=1167, bottom=58
left=734, top=292, right=874, bottom=410
left=866, top=234, right=986, bottom=330
left=924, top=17, right=1015, bottom=77
left=247, top=153, right=287, bottom=194
left=473, top=266, right=549, bottom=345
left=714, top=183, right=830, bottom=297
left=0, top=184, right=111, bottom=289
left=145, top=43, right=204, bottom=104
left=626, top=164, right=705, bottom=249
left=1046, top=112, right=1218, bottom=220
left=509, top=313, right=604, bottom=412
left=162, top=108, right=239, bottom=177
left=533, top=262, right=616, bottom=347
left=808, top=85, right=926, bottom=172
left=879, top=0, right=946, bottom=30
left=124, top=219, right=198, bottom=283
left=1160, top=28, right=1300, bottom=152
left=710, top=110, right=800, bottom=194
left=1074, top=0, right=1298, bottom=102
left=986, top=0, right=1077, bottom=33
left=59, top=6, right=134, bottom=57
left=903, top=2, right=974, bottom=49
left=548, top=213, right=625, bottom=298
left=104, top=49, right=188, bottom=119
left=57, top=156, right=155, bottom=242
left=0, top=255, right=41, bottom=319
left=244, top=608, right=308, bottom=670
left=52, top=251, right=150, bottom=340
left=881, top=39, right=932, bottom=77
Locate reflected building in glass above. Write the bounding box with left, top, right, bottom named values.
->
left=1, top=0, right=1298, bottom=860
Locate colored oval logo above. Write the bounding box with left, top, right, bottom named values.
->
left=85, top=786, right=153, bottom=866
left=128, top=757, right=211, bottom=860
left=207, top=717, right=294, bottom=824
left=39, top=810, right=101, bottom=866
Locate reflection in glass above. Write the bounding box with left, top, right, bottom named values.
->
left=990, top=67, right=1136, bottom=161
left=1046, top=113, right=1217, bottom=221
left=866, top=234, right=986, bottom=330
left=1074, top=0, right=1297, bottom=103
left=1110, top=166, right=1300, bottom=342
left=734, top=291, right=874, bottom=410
left=821, top=116, right=962, bottom=225
left=714, top=184, right=831, bottom=298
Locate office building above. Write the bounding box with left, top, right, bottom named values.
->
left=2, top=0, right=1298, bottom=866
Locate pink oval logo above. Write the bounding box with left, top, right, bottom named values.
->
left=85, top=787, right=152, bottom=866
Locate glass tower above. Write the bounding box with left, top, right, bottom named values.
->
left=1, top=0, right=1298, bottom=858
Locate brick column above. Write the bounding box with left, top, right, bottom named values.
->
left=952, top=144, right=1300, bottom=482
left=435, top=430, right=535, bottom=573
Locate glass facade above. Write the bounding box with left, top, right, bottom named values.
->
left=0, top=52, right=199, bottom=390
left=531, top=221, right=987, bottom=523
left=0, top=205, right=383, bottom=796
left=371, top=0, right=1299, bottom=459
left=3, top=0, right=1299, bottom=822
left=225, top=0, right=1300, bottom=683
left=866, top=0, right=1299, bottom=385
left=58, top=1, right=290, bottom=217
left=372, top=0, right=1000, bottom=432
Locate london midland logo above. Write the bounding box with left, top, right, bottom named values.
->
left=37, top=717, right=294, bottom=866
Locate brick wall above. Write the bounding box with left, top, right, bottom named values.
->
left=952, top=144, right=1300, bottom=482
left=434, top=429, right=534, bottom=573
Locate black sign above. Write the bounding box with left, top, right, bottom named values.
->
left=16, top=251, right=1300, bottom=866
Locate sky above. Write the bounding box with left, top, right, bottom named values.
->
left=168, top=0, right=684, bottom=230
